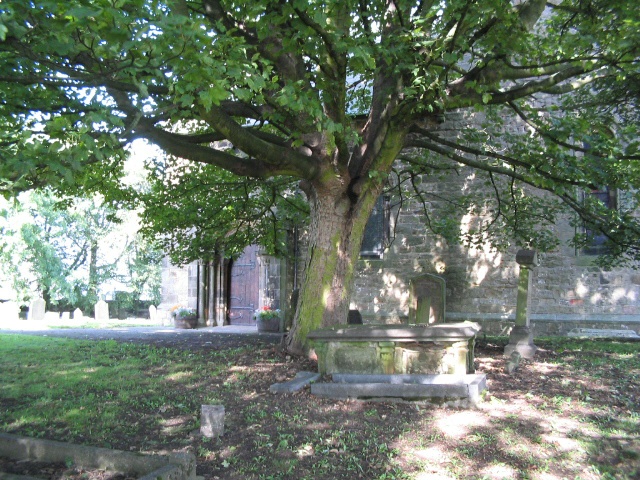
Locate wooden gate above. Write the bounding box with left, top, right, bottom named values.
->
left=229, top=245, right=260, bottom=325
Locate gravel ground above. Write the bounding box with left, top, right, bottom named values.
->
left=0, top=325, right=284, bottom=350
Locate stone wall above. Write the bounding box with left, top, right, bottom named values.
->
left=349, top=108, right=640, bottom=335
left=161, top=107, right=640, bottom=335
left=349, top=183, right=640, bottom=335
left=159, top=257, right=196, bottom=310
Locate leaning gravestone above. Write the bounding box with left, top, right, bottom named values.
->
left=27, top=297, right=46, bottom=321
left=0, top=301, right=20, bottom=322
left=408, top=273, right=446, bottom=324
left=95, top=300, right=109, bottom=321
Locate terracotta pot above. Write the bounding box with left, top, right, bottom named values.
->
left=174, top=315, right=198, bottom=329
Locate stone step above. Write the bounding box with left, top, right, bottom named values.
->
left=310, top=373, right=486, bottom=407
left=269, top=371, right=321, bottom=393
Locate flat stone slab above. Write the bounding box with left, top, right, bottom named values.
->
left=308, top=322, right=481, bottom=342
left=567, top=328, right=640, bottom=339
left=0, top=433, right=196, bottom=480
left=270, top=371, right=321, bottom=393
left=311, top=373, right=486, bottom=407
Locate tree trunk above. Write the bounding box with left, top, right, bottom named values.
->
left=285, top=181, right=380, bottom=355
left=87, top=242, right=99, bottom=306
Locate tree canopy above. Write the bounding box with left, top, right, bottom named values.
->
left=1, top=0, right=638, bottom=351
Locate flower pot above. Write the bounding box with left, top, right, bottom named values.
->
left=174, top=315, right=199, bottom=329
left=256, top=316, right=280, bottom=333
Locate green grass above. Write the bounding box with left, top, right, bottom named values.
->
left=0, top=335, right=239, bottom=447
left=1, top=334, right=639, bottom=479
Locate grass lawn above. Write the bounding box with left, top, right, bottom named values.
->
left=0, top=334, right=638, bottom=479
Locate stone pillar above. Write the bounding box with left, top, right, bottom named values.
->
left=215, top=257, right=229, bottom=327
left=258, top=252, right=281, bottom=310
left=208, top=260, right=216, bottom=327
left=504, top=250, right=538, bottom=359
left=197, top=261, right=206, bottom=326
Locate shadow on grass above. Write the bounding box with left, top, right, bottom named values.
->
left=1, top=334, right=638, bottom=479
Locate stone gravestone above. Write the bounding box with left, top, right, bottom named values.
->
left=73, top=308, right=83, bottom=320
left=27, top=297, right=46, bottom=321
left=408, top=273, right=446, bottom=325
left=0, top=301, right=20, bottom=322
left=95, top=300, right=109, bottom=322
left=200, top=405, right=224, bottom=438
left=60, top=312, right=70, bottom=321
left=149, top=305, right=157, bottom=323
left=504, top=250, right=538, bottom=359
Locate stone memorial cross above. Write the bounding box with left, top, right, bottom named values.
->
left=504, top=250, right=538, bottom=359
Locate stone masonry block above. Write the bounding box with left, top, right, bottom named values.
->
left=201, top=405, right=224, bottom=438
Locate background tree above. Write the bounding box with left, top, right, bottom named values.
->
left=140, top=156, right=308, bottom=265
left=0, top=190, right=162, bottom=312
left=0, top=0, right=638, bottom=352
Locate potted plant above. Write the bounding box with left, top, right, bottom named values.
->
left=254, top=306, right=281, bottom=333
left=171, top=306, right=198, bottom=329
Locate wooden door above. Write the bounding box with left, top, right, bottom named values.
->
left=229, top=245, right=260, bottom=325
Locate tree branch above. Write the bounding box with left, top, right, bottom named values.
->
left=200, top=104, right=321, bottom=180
left=404, top=135, right=594, bottom=192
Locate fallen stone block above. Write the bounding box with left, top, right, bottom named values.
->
left=269, top=371, right=321, bottom=393
left=0, top=433, right=196, bottom=480
left=311, top=373, right=486, bottom=407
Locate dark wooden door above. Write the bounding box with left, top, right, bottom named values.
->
left=229, top=245, right=259, bottom=325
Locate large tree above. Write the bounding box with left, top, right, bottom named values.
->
left=1, top=0, right=638, bottom=353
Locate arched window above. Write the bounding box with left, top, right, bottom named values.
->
left=581, top=186, right=617, bottom=256
left=580, top=131, right=617, bottom=256
left=360, top=195, right=391, bottom=259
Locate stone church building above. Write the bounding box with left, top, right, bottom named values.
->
left=160, top=112, right=640, bottom=336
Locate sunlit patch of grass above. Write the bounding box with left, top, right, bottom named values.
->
left=165, top=371, right=194, bottom=382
